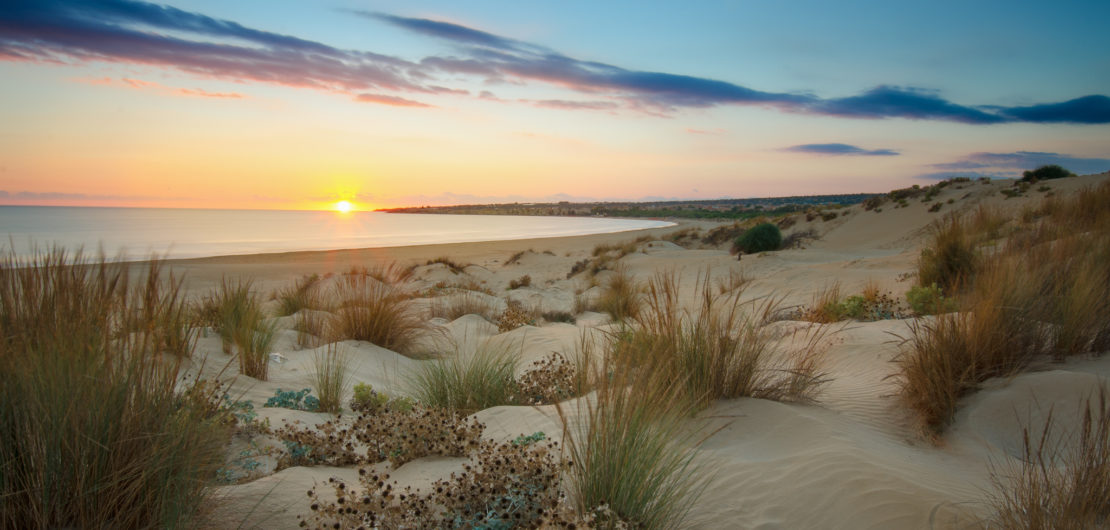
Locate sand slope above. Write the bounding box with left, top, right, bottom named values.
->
left=196, top=173, right=1110, bottom=528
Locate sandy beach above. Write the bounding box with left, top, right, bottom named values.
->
left=136, top=172, right=1107, bottom=529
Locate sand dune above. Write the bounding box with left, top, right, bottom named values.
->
left=189, top=173, right=1110, bottom=528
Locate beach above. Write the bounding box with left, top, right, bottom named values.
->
left=159, top=172, right=1108, bottom=528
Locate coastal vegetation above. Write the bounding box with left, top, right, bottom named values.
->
left=0, top=251, right=227, bottom=529
left=897, top=178, right=1110, bottom=435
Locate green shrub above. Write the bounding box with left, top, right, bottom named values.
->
left=1022, top=164, right=1073, bottom=182
left=735, top=222, right=782, bottom=254
left=906, top=284, right=958, bottom=315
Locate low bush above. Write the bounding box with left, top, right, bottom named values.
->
left=301, top=435, right=567, bottom=528
left=496, top=300, right=537, bottom=332
left=905, top=283, right=958, bottom=315
left=734, top=222, right=782, bottom=254
left=1022, top=164, right=1074, bottom=182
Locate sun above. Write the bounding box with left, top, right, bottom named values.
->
left=333, top=200, right=353, bottom=213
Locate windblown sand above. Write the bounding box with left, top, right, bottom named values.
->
left=172, top=173, right=1110, bottom=529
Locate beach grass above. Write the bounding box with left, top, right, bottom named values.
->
left=558, top=362, right=708, bottom=529
left=326, top=270, right=426, bottom=355
left=275, top=273, right=321, bottom=316
left=898, top=179, right=1110, bottom=435
left=310, top=343, right=353, bottom=413
left=0, top=249, right=227, bottom=529
left=987, top=391, right=1110, bottom=529
left=612, top=270, right=829, bottom=409
left=596, top=265, right=641, bottom=322
left=407, top=340, right=520, bottom=414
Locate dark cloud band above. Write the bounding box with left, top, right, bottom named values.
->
left=786, top=143, right=899, bottom=156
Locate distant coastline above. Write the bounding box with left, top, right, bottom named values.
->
left=376, top=192, right=879, bottom=220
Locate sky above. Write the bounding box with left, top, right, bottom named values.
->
left=1, top=0, right=1108, bottom=211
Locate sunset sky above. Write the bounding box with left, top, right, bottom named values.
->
left=1, top=0, right=1108, bottom=210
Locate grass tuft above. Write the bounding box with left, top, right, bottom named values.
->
left=310, top=343, right=353, bottom=414
left=326, top=270, right=426, bottom=355
left=596, top=266, right=641, bottom=322
left=987, top=390, right=1110, bottom=528
left=0, top=249, right=227, bottom=529
left=407, top=340, right=520, bottom=414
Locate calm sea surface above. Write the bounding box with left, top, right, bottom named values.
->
left=0, top=206, right=672, bottom=260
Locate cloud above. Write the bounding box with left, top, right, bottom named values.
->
left=686, top=128, right=727, bottom=135
left=0, top=189, right=188, bottom=202
left=2, top=2, right=1107, bottom=123
left=361, top=12, right=525, bottom=52
left=808, top=86, right=1006, bottom=124
left=525, top=99, right=619, bottom=111
left=0, top=0, right=427, bottom=96
left=355, top=93, right=432, bottom=107
left=785, top=143, right=899, bottom=156
left=72, top=76, right=245, bottom=98
left=922, top=150, right=1110, bottom=179
left=995, top=95, right=1110, bottom=124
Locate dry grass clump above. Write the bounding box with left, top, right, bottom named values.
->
left=301, top=435, right=568, bottom=529
left=596, top=266, right=642, bottom=322
left=898, top=180, right=1110, bottom=435
left=310, top=343, right=353, bottom=414
left=294, top=309, right=328, bottom=349
left=428, top=291, right=497, bottom=322
left=508, top=274, right=532, bottom=290
left=987, top=391, right=1110, bottom=529
left=209, top=279, right=276, bottom=379
left=613, top=271, right=829, bottom=409
left=275, top=273, right=321, bottom=316
left=917, top=213, right=979, bottom=293
left=326, top=271, right=426, bottom=355
left=0, top=249, right=228, bottom=529
left=425, top=256, right=469, bottom=274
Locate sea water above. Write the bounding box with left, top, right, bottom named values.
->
left=0, top=206, right=672, bottom=260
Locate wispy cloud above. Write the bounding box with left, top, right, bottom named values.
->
left=921, top=151, right=1110, bottom=179
left=355, top=93, right=432, bottom=107
left=73, top=76, right=244, bottom=98
left=785, top=143, right=899, bottom=156
left=0, top=189, right=189, bottom=203
left=2, top=2, right=1107, bottom=123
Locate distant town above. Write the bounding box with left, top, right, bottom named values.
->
left=377, top=193, right=879, bottom=220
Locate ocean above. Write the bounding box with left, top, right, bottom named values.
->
left=0, top=206, right=672, bottom=260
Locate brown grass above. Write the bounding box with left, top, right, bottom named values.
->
left=987, top=390, right=1110, bottom=528
left=898, top=179, right=1110, bottom=436
left=596, top=265, right=641, bottom=322
left=326, top=271, right=426, bottom=355
left=612, top=270, right=830, bottom=409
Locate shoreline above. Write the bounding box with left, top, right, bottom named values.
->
left=162, top=219, right=704, bottom=295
